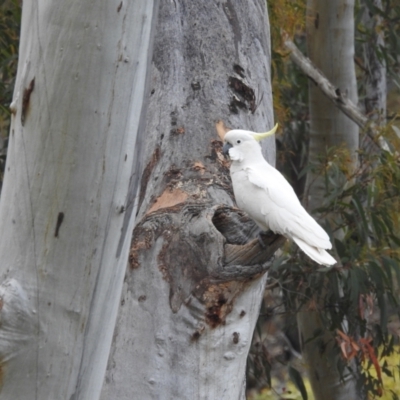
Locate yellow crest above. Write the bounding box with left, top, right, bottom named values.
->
left=251, top=123, right=278, bottom=141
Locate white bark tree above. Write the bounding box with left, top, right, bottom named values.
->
left=101, top=2, right=282, bottom=399
left=0, top=1, right=157, bottom=398
left=298, top=1, right=363, bottom=399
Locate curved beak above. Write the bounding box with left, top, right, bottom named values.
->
left=222, top=142, right=233, bottom=156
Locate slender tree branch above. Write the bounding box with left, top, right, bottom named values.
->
left=283, top=36, right=391, bottom=153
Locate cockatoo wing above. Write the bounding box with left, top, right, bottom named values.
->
left=244, top=164, right=332, bottom=250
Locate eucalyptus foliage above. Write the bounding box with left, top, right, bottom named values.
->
left=247, top=1, right=400, bottom=398
left=0, top=0, right=20, bottom=190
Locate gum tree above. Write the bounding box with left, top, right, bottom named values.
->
left=101, top=2, right=281, bottom=399
left=0, top=1, right=157, bottom=398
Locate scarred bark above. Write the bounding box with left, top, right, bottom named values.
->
left=101, top=1, right=281, bottom=399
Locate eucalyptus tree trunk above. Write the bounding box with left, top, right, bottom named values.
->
left=362, top=0, right=386, bottom=121
left=101, top=2, right=280, bottom=399
left=0, top=1, right=157, bottom=399
left=299, top=1, right=362, bottom=399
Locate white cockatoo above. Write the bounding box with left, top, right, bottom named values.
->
left=222, top=124, right=336, bottom=266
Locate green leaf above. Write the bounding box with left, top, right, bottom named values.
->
left=298, top=163, right=314, bottom=179
left=349, top=268, right=361, bottom=304
left=334, top=238, right=347, bottom=259
left=382, top=256, right=400, bottom=289
left=288, top=366, right=308, bottom=400
left=371, top=212, right=385, bottom=238
left=390, top=390, right=400, bottom=400
left=351, top=195, right=369, bottom=240
left=368, top=261, right=386, bottom=292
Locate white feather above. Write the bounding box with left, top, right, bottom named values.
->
left=224, top=129, right=336, bottom=266
left=292, top=237, right=337, bottom=266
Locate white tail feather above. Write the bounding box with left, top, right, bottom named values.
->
left=292, top=237, right=336, bottom=266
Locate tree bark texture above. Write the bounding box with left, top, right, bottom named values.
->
left=299, top=1, right=363, bottom=399
left=0, top=1, right=157, bottom=399
left=101, top=1, right=280, bottom=399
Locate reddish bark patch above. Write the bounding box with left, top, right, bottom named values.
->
left=129, top=227, right=154, bottom=269
left=192, top=161, right=206, bottom=175
left=210, top=139, right=231, bottom=173
left=215, top=120, right=231, bottom=140
left=158, top=260, right=170, bottom=283
left=156, top=228, right=173, bottom=283
left=205, top=305, right=224, bottom=328
left=171, top=126, right=185, bottom=135
left=198, top=281, right=246, bottom=328
left=147, top=188, right=188, bottom=214
left=190, top=325, right=205, bottom=342
left=138, top=147, right=161, bottom=211
left=164, top=167, right=183, bottom=186
left=21, top=78, right=35, bottom=126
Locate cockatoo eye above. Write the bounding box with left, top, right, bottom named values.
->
left=236, top=139, right=241, bottom=144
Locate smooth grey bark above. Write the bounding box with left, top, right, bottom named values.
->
left=0, top=1, right=157, bottom=399
left=101, top=1, right=279, bottom=399
left=304, top=0, right=359, bottom=211
left=298, top=1, right=363, bottom=400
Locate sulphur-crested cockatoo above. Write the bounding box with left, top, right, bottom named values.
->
left=222, top=124, right=336, bottom=266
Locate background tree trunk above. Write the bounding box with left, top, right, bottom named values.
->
left=298, top=0, right=362, bottom=399
left=101, top=2, right=278, bottom=399
left=361, top=0, right=387, bottom=123
left=0, top=1, right=157, bottom=398
left=304, top=0, right=359, bottom=210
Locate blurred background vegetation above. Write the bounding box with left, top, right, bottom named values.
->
left=0, top=0, right=399, bottom=399
left=247, top=0, right=400, bottom=399
left=0, top=0, right=20, bottom=191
